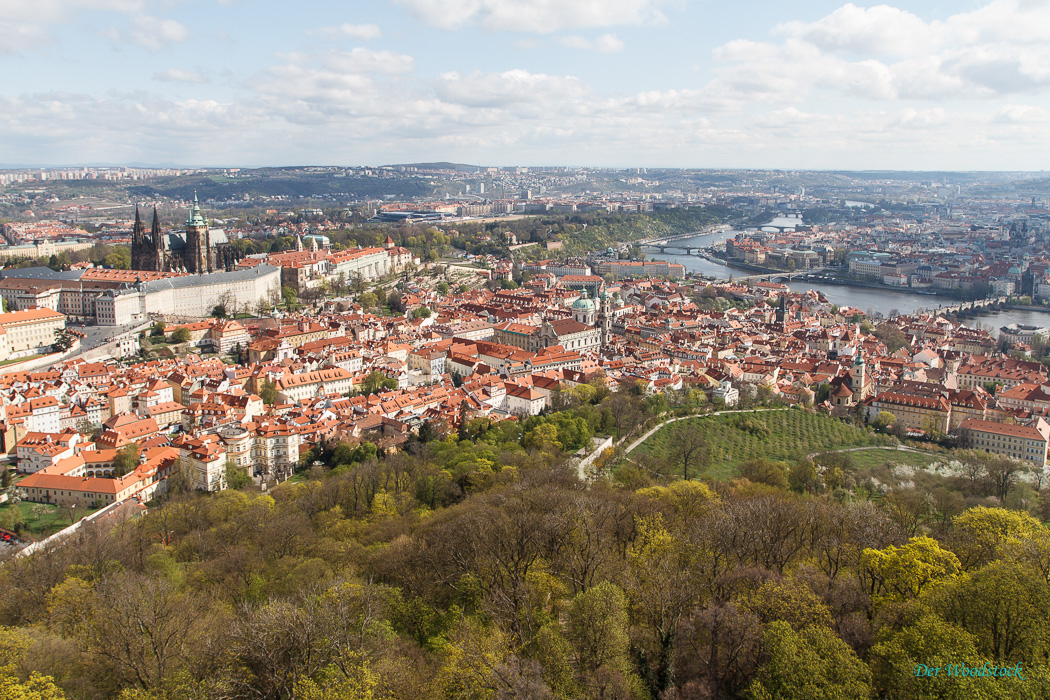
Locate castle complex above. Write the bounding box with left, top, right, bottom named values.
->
left=131, top=194, right=239, bottom=274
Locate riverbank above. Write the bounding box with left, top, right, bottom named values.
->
left=649, top=234, right=1046, bottom=325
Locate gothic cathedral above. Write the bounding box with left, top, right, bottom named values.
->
left=131, top=193, right=239, bottom=274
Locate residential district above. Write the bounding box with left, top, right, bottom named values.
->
left=3, top=167, right=1050, bottom=547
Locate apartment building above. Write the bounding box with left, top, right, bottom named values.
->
left=960, top=418, right=1050, bottom=470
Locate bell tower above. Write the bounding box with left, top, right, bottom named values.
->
left=852, top=350, right=867, bottom=403
left=185, top=191, right=211, bottom=273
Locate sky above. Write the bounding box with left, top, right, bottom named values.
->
left=3, top=0, right=1050, bottom=170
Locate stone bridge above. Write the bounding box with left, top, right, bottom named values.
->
left=925, top=296, right=1008, bottom=315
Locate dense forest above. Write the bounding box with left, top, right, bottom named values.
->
left=2, top=388, right=1050, bottom=699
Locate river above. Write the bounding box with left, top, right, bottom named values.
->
left=647, top=230, right=1050, bottom=332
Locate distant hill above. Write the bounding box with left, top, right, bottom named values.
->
left=125, top=172, right=435, bottom=202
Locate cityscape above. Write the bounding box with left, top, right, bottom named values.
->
left=5, top=0, right=1050, bottom=699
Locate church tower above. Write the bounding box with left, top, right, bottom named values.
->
left=131, top=206, right=146, bottom=270
left=185, top=192, right=211, bottom=274
left=852, top=350, right=867, bottom=403
left=150, top=207, right=164, bottom=271
left=598, top=286, right=614, bottom=345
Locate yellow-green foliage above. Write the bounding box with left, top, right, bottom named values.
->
left=861, top=536, right=962, bottom=607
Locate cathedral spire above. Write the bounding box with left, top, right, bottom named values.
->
left=133, top=206, right=143, bottom=244
left=187, top=190, right=206, bottom=227
left=152, top=207, right=162, bottom=251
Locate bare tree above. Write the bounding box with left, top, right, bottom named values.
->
left=74, top=574, right=212, bottom=690
left=984, top=454, right=1032, bottom=501
left=671, top=426, right=708, bottom=480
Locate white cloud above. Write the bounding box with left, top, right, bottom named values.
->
left=313, top=23, right=382, bottom=41
left=892, top=107, right=947, bottom=129
left=435, top=69, right=591, bottom=110
left=776, top=4, right=938, bottom=59
left=560, top=33, right=623, bottom=52
left=117, top=15, right=189, bottom=52
left=0, top=0, right=145, bottom=24
left=993, top=104, right=1050, bottom=124
left=0, top=22, right=51, bottom=54
left=6, top=66, right=1050, bottom=170
left=153, top=68, right=209, bottom=84
left=322, top=48, right=416, bottom=75
left=393, top=0, right=671, bottom=33
left=8, top=0, right=1050, bottom=169
left=710, top=1, right=1050, bottom=102
left=0, top=0, right=154, bottom=53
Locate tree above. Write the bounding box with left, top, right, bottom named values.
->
left=738, top=459, right=789, bottom=489
left=359, top=292, right=377, bottom=309
left=670, top=426, right=707, bottom=480
left=624, top=515, right=696, bottom=695
left=359, top=371, right=396, bottom=395
left=869, top=614, right=993, bottom=700
left=747, top=622, right=872, bottom=700
left=349, top=272, right=366, bottom=294
left=813, top=452, right=857, bottom=491
left=860, top=536, right=962, bottom=607
left=211, top=304, right=226, bottom=319
left=0, top=672, right=68, bottom=699
left=932, top=561, right=1050, bottom=665
left=0, top=626, right=67, bottom=699
left=258, top=380, right=279, bottom=405
left=51, top=329, right=75, bottom=353
left=417, top=420, right=437, bottom=444
left=105, top=248, right=131, bottom=270
left=293, top=652, right=380, bottom=700
left=66, top=574, right=212, bottom=691
left=787, top=461, right=821, bottom=494
left=161, top=458, right=194, bottom=498
left=281, top=286, right=298, bottom=310
left=225, top=461, right=251, bottom=490
left=170, top=327, right=191, bottom=344
left=565, top=582, right=642, bottom=697
left=982, top=454, right=1032, bottom=501
left=872, top=411, right=896, bottom=431
left=112, top=444, right=140, bottom=477
left=946, top=506, right=1039, bottom=571
left=873, top=323, right=909, bottom=352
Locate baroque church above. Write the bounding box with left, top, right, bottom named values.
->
left=131, top=194, right=239, bottom=274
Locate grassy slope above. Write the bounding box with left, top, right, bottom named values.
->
left=633, top=410, right=889, bottom=479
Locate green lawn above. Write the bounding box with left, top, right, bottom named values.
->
left=631, top=410, right=890, bottom=479
left=0, top=354, right=45, bottom=368
left=0, top=501, right=100, bottom=539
